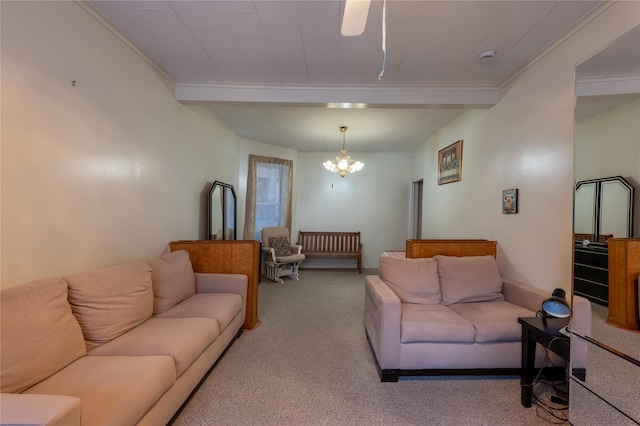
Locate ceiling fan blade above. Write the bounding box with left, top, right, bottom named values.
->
left=341, top=0, right=371, bottom=36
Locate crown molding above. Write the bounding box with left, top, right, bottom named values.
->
left=576, top=74, right=640, bottom=96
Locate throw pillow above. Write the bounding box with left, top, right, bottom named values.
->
left=435, top=255, right=504, bottom=305
left=270, top=236, right=293, bottom=257
left=378, top=255, right=441, bottom=304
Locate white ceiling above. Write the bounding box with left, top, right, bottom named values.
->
left=87, top=0, right=634, bottom=152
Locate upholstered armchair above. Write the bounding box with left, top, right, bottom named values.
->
left=261, top=227, right=305, bottom=283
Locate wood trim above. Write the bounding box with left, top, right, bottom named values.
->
left=170, top=240, right=261, bottom=329
left=406, top=239, right=497, bottom=259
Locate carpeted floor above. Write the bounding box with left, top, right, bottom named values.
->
left=171, top=269, right=571, bottom=425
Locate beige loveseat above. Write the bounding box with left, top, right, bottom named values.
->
left=0, top=250, right=247, bottom=425
left=365, top=253, right=590, bottom=382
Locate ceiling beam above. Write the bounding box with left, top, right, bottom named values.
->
left=175, top=83, right=498, bottom=108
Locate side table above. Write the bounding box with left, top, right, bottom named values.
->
left=518, top=316, right=570, bottom=407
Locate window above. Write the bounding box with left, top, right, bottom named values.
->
left=244, top=155, right=292, bottom=241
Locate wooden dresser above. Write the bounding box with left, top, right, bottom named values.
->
left=607, top=238, right=640, bottom=330
left=170, top=240, right=260, bottom=329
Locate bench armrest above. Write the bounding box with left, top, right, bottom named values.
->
left=364, top=275, right=401, bottom=369
left=0, top=393, right=82, bottom=426
left=502, top=277, right=550, bottom=313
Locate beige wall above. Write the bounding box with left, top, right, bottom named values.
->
left=1, top=2, right=238, bottom=288
left=297, top=152, right=412, bottom=268
left=575, top=98, right=640, bottom=237
left=412, top=2, right=640, bottom=293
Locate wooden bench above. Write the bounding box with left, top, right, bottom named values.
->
left=297, top=231, right=362, bottom=273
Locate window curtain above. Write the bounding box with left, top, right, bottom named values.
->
left=243, top=155, right=293, bottom=241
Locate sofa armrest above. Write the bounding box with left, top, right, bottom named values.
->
left=502, top=277, right=550, bottom=313
left=364, top=275, right=402, bottom=370
left=195, top=273, right=247, bottom=296
left=0, top=393, right=82, bottom=426
left=195, top=273, right=248, bottom=325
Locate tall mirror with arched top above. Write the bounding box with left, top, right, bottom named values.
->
left=570, top=25, right=640, bottom=424
left=207, top=181, right=237, bottom=240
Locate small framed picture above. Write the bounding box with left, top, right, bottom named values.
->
left=502, top=189, right=518, bottom=214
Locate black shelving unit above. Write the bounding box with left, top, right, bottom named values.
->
left=573, top=241, right=609, bottom=306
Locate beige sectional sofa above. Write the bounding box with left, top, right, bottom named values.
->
left=0, top=250, right=247, bottom=425
left=365, top=253, right=590, bottom=381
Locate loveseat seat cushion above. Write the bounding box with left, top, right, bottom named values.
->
left=64, top=262, right=153, bottom=351
left=435, top=255, right=505, bottom=305
left=1, top=278, right=86, bottom=393
left=155, top=292, right=243, bottom=334
left=401, top=304, right=475, bottom=343
left=147, top=250, right=196, bottom=315
left=379, top=255, right=441, bottom=304
left=86, top=317, right=219, bottom=377
left=23, top=355, right=175, bottom=426
left=449, top=301, right=536, bottom=343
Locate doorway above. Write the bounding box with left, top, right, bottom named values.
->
left=411, top=179, right=423, bottom=239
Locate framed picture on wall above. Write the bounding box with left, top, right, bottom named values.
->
left=502, top=189, right=518, bottom=214
left=438, top=140, right=463, bottom=185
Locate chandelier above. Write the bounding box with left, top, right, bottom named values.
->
left=323, top=126, right=364, bottom=178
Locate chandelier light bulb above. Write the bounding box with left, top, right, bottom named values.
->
left=323, top=126, right=364, bottom=178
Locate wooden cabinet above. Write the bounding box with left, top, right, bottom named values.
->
left=170, top=240, right=260, bottom=329
left=607, top=238, right=640, bottom=330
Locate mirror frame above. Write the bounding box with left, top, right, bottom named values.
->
left=575, top=176, right=635, bottom=243
left=207, top=181, right=237, bottom=240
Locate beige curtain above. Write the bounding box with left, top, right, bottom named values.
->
left=243, top=154, right=293, bottom=240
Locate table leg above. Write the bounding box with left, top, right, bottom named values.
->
left=520, top=323, right=536, bottom=407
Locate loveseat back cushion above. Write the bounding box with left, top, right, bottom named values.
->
left=0, top=278, right=86, bottom=393
left=435, top=255, right=504, bottom=305
left=379, top=255, right=441, bottom=304
left=147, top=250, right=196, bottom=315
left=64, top=262, right=153, bottom=351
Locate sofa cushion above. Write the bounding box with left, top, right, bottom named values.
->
left=0, top=278, right=86, bottom=393
left=435, top=255, right=504, bottom=305
left=147, top=250, right=196, bottom=315
left=87, top=317, right=219, bottom=377
left=24, top=355, right=175, bottom=426
left=449, top=301, right=536, bottom=343
left=64, top=262, right=153, bottom=351
left=155, top=292, right=243, bottom=334
left=379, top=255, right=441, bottom=304
left=401, top=304, right=475, bottom=343
left=0, top=394, right=82, bottom=426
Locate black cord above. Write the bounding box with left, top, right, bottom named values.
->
left=530, top=336, right=570, bottom=423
